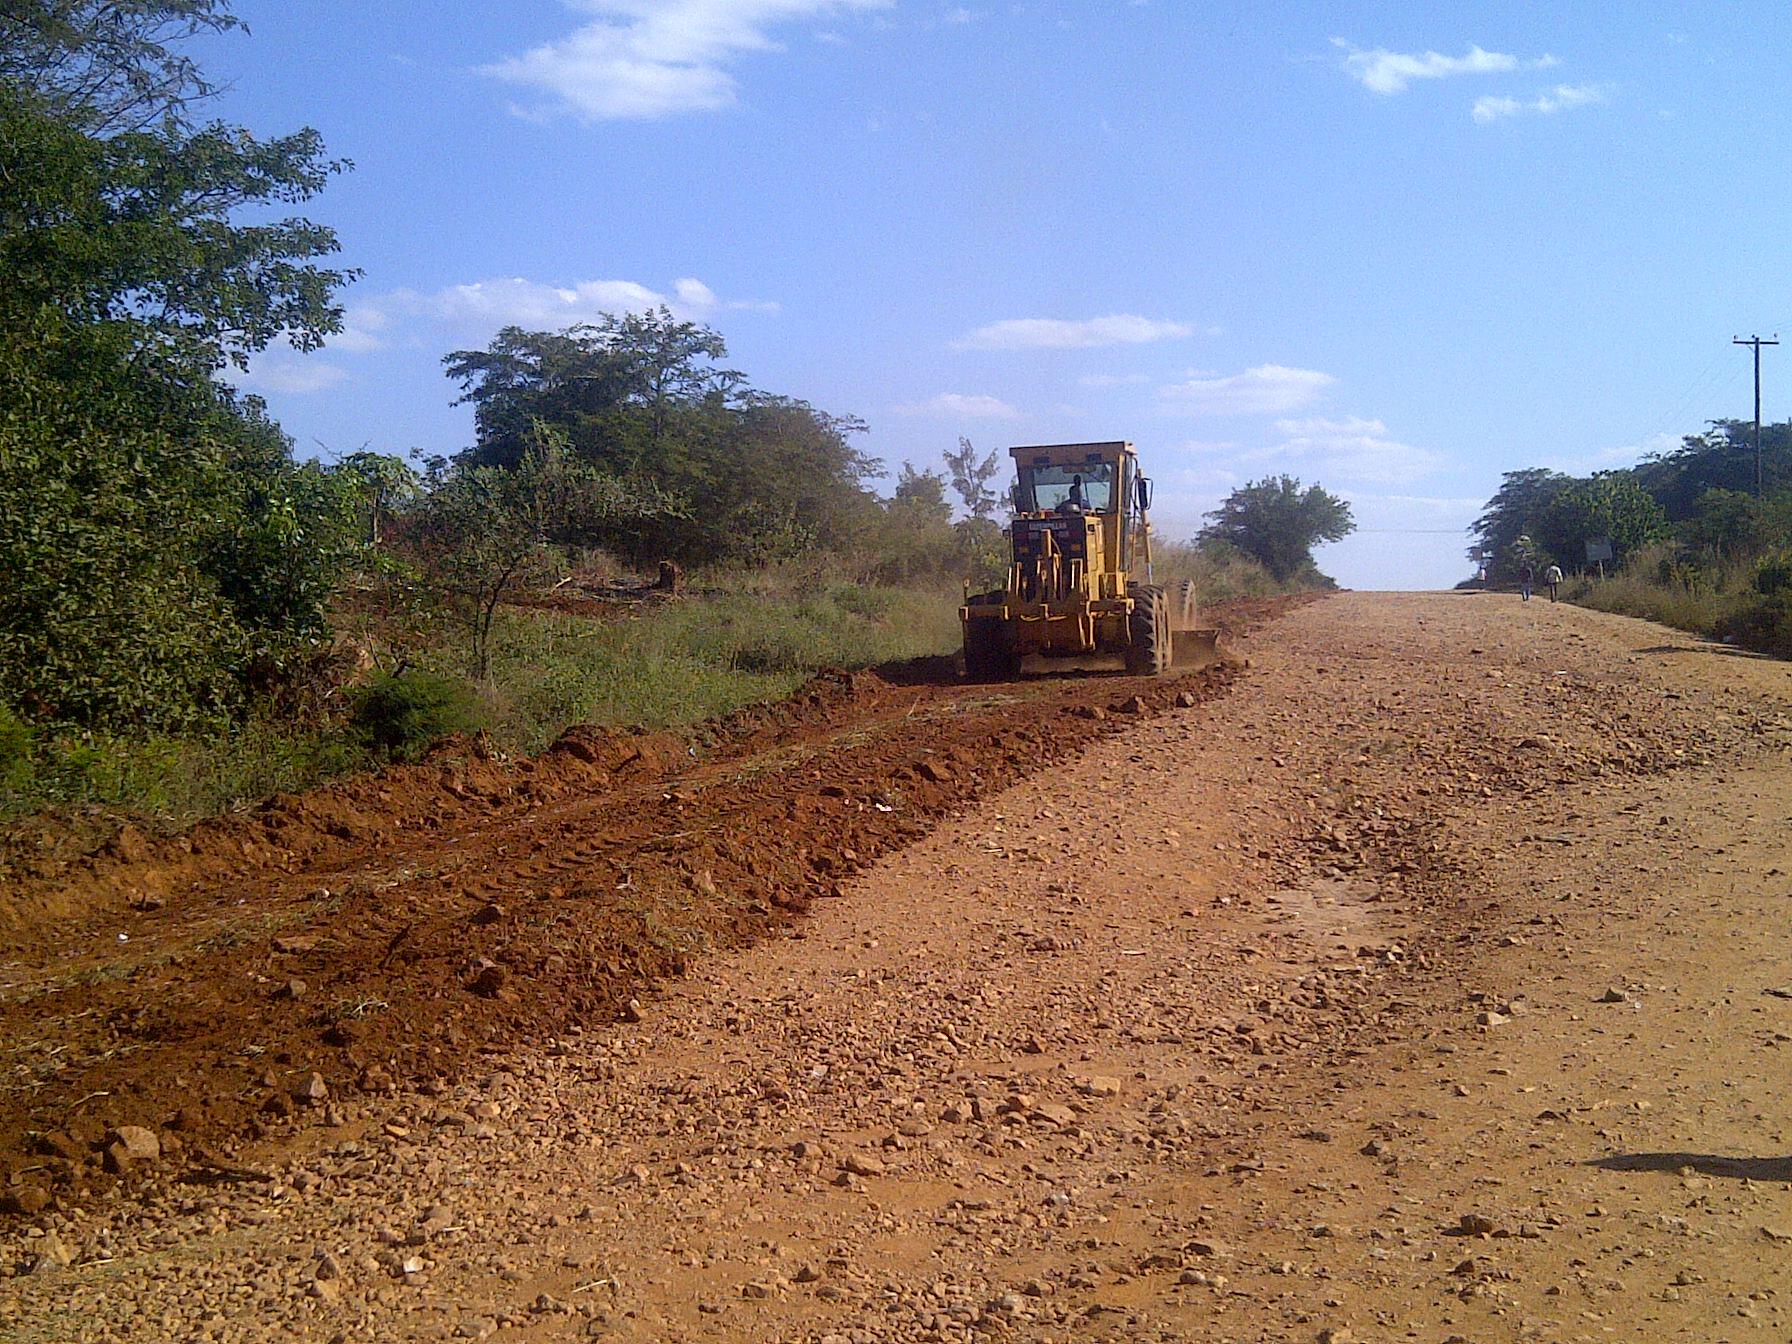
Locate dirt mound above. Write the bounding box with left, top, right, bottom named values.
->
left=0, top=642, right=1254, bottom=1216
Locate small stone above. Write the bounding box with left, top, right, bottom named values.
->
left=1476, top=1010, right=1509, bottom=1027
left=1456, top=1212, right=1500, bottom=1237
left=741, top=1280, right=775, bottom=1299
left=917, top=758, right=954, bottom=783
left=273, top=978, right=308, bottom=1001
left=1032, top=1102, right=1078, bottom=1128
left=2, top=1186, right=51, bottom=1216
left=1597, top=987, right=1629, bottom=1004
left=841, top=1152, right=886, bottom=1177
left=1318, top=1329, right=1355, bottom=1344
left=1175, top=690, right=1200, bottom=708
left=620, top=998, right=644, bottom=1023
left=292, top=1072, right=330, bottom=1104
left=468, top=964, right=510, bottom=998
left=794, top=1262, right=825, bottom=1284
left=1077, top=1076, right=1123, bottom=1098
left=30, top=1232, right=72, bottom=1274
left=109, top=1125, right=161, bottom=1162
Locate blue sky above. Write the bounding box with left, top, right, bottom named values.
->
left=203, top=2, right=1792, bottom=588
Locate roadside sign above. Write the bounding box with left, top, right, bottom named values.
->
left=1585, top=538, right=1613, bottom=564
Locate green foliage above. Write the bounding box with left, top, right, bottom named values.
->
left=477, top=582, right=961, bottom=747
left=0, top=5, right=358, bottom=735
left=442, top=311, right=877, bottom=566
left=411, top=423, right=686, bottom=676
left=1152, top=539, right=1286, bottom=599
left=0, top=716, right=367, bottom=823
left=0, top=704, right=32, bottom=793
left=1533, top=473, right=1668, bottom=569
left=1631, top=421, right=1792, bottom=517
left=0, top=1, right=243, bottom=134
left=1753, top=552, right=1792, bottom=596
left=1470, top=468, right=1572, bottom=581
left=943, top=436, right=1003, bottom=519
left=350, top=671, right=488, bottom=760
left=1198, top=475, right=1355, bottom=583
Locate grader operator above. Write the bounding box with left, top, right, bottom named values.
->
left=960, top=441, right=1216, bottom=681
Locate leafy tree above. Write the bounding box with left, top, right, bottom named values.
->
left=337, top=450, right=420, bottom=546
left=1533, top=472, right=1669, bottom=570
left=1199, top=476, right=1355, bottom=584
left=1631, top=421, right=1792, bottom=518
left=412, top=424, right=685, bottom=676
left=1469, top=468, right=1572, bottom=581
left=0, top=2, right=357, bottom=728
left=444, top=315, right=877, bottom=566
left=943, top=436, right=1003, bottom=519
left=0, top=0, right=242, bottom=133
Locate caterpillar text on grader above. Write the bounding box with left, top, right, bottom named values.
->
left=961, top=441, right=1219, bottom=681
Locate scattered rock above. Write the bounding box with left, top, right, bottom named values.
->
left=1, top=1185, right=51, bottom=1216
left=840, top=1152, right=886, bottom=1178
left=468, top=964, right=510, bottom=998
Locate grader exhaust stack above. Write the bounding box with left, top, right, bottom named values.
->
left=960, top=441, right=1220, bottom=681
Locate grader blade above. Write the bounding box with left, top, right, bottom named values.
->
left=1172, top=626, right=1223, bottom=669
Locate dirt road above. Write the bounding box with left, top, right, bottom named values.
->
left=6, top=591, right=1792, bottom=1343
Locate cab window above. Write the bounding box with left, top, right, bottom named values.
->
left=1018, top=461, right=1115, bottom=512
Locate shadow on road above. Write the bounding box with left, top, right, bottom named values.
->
left=1635, top=643, right=1768, bottom=660
left=1590, top=1152, right=1792, bottom=1181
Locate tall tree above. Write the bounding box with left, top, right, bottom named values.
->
left=943, top=436, right=1003, bottom=519
left=1469, top=468, right=1572, bottom=580
left=1199, top=476, right=1355, bottom=584
left=0, top=1, right=357, bottom=728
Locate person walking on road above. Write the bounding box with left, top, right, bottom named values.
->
left=1544, top=563, right=1563, bottom=602
left=1519, top=562, right=1534, bottom=602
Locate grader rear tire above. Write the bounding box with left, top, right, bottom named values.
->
left=1125, top=583, right=1170, bottom=676
left=1169, top=578, right=1200, bottom=631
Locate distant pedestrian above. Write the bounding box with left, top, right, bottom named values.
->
left=1518, top=563, right=1534, bottom=602
left=1544, top=563, right=1563, bottom=602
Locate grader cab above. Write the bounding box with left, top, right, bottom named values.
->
left=960, top=441, right=1218, bottom=681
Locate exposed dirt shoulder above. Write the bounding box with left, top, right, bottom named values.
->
left=0, top=599, right=1305, bottom=1216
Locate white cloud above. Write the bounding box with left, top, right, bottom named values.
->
left=1246, top=415, right=1444, bottom=484
left=1335, top=40, right=1529, bottom=95
left=484, top=0, right=890, bottom=122
left=227, top=354, right=350, bottom=397
left=1472, top=82, right=1607, bottom=123
left=892, top=393, right=1020, bottom=419
left=327, top=275, right=775, bottom=354
left=1159, top=364, right=1336, bottom=417
left=953, top=314, right=1193, bottom=351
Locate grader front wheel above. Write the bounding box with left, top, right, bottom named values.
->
left=1125, top=584, right=1170, bottom=676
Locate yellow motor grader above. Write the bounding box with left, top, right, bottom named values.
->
left=960, top=441, right=1218, bottom=681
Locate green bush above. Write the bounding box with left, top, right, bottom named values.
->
left=1754, top=553, right=1792, bottom=596
left=0, top=703, right=32, bottom=793
left=350, top=671, right=488, bottom=760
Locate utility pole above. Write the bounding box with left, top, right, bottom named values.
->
left=1734, top=333, right=1779, bottom=496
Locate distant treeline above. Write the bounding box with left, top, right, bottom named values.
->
left=1470, top=421, right=1792, bottom=581
left=1473, top=421, right=1792, bottom=655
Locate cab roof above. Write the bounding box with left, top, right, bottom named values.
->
left=1008, top=441, right=1134, bottom=467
